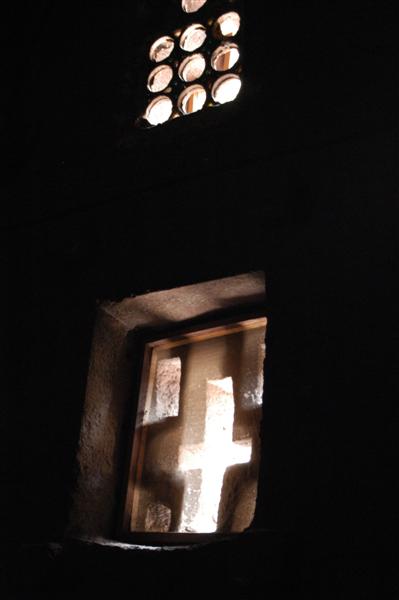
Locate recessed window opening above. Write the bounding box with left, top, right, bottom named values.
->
left=67, top=272, right=266, bottom=543
left=147, top=65, right=174, bottom=93
left=149, top=36, right=175, bottom=63
left=182, top=0, right=208, bottom=13
left=212, top=73, right=242, bottom=104
left=178, top=84, right=207, bottom=114
left=144, top=95, right=173, bottom=126
left=137, top=1, right=243, bottom=128
left=122, top=316, right=266, bottom=538
left=178, top=53, right=207, bottom=82
left=214, top=11, right=241, bottom=39
left=211, top=43, right=240, bottom=72
left=180, top=23, right=207, bottom=52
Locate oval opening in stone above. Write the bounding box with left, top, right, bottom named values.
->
left=181, top=0, right=207, bottom=13
left=212, top=74, right=241, bottom=104
left=144, top=96, right=173, bottom=125
left=149, top=36, right=175, bottom=63
left=179, top=53, right=206, bottom=82
left=147, top=65, right=174, bottom=93
left=180, top=24, right=207, bottom=52
left=214, top=12, right=241, bottom=39
left=178, top=84, right=207, bottom=115
left=211, top=43, right=240, bottom=72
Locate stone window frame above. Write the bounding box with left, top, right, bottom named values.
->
left=68, top=272, right=266, bottom=546
left=118, top=312, right=266, bottom=545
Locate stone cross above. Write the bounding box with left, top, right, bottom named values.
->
left=178, top=377, right=252, bottom=532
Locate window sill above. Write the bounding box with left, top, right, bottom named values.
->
left=117, top=531, right=246, bottom=548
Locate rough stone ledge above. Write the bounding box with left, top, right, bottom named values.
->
left=3, top=531, right=397, bottom=599
left=2, top=530, right=297, bottom=599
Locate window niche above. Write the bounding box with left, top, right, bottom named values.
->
left=68, top=272, right=266, bottom=544
left=123, top=317, right=266, bottom=540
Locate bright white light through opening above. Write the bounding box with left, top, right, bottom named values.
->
left=214, top=11, right=241, bottom=38
left=211, top=43, right=240, bottom=72
left=147, top=65, right=174, bottom=93
left=179, top=53, right=206, bottom=82
left=140, top=10, right=243, bottom=126
left=149, top=36, right=175, bottom=62
left=178, top=378, right=252, bottom=533
left=144, top=96, right=173, bottom=125
left=178, top=84, right=207, bottom=115
left=212, top=74, right=242, bottom=104
left=182, top=0, right=207, bottom=13
left=180, top=23, right=207, bottom=52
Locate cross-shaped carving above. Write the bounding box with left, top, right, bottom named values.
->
left=178, top=377, right=252, bottom=532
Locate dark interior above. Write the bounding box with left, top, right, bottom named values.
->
left=3, top=1, right=397, bottom=597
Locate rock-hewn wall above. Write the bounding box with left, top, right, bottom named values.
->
left=68, top=273, right=265, bottom=538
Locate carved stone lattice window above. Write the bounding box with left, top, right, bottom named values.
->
left=139, top=0, right=243, bottom=127
left=122, top=317, right=266, bottom=540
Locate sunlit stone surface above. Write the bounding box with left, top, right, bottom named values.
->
left=155, top=358, right=181, bottom=419
left=144, top=96, right=173, bottom=125
left=180, top=23, right=207, bottom=52
left=179, top=53, right=206, bottom=82
left=139, top=357, right=181, bottom=425
left=178, top=378, right=252, bottom=532
left=145, top=502, right=172, bottom=532
left=214, top=11, right=241, bottom=38
left=212, top=74, right=241, bottom=104
left=147, top=65, right=174, bottom=93
left=181, top=0, right=207, bottom=13
left=178, top=84, right=207, bottom=115
left=242, top=342, right=266, bottom=408
left=149, top=36, right=175, bottom=62
left=211, top=43, right=240, bottom=72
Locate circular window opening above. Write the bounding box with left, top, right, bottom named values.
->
left=211, top=43, right=240, bottom=72
left=144, top=96, right=173, bottom=125
left=180, top=24, right=207, bottom=52
left=147, top=65, right=174, bottom=93
left=181, top=0, right=207, bottom=13
left=214, top=12, right=241, bottom=39
left=149, top=36, right=175, bottom=63
left=212, top=74, right=241, bottom=104
left=178, top=84, right=207, bottom=115
left=179, top=54, right=206, bottom=82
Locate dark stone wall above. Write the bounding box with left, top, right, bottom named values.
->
left=3, top=1, right=398, bottom=597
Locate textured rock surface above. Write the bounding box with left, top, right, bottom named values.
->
left=3, top=532, right=299, bottom=599
left=68, top=272, right=265, bottom=539
left=4, top=533, right=395, bottom=600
